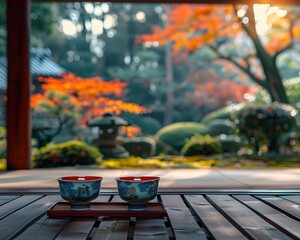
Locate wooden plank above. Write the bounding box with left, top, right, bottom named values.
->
left=134, top=219, right=169, bottom=240
left=15, top=215, right=68, bottom=240
left=280, top=195, right=300, bottom=204
left=0, top=195, right=61, bottom=239
left=235, top=195, right=300, bottom=239
left=55, top=218, right=95, bottom=240
left=207, top=195, right=291, bottom=240
left=54, top=195, right=110, bottom=240
left=0, top=195, right=42, bottom=220
left=93, top=220, right=129, bottom=240
left=16, top=195, right=110, bottom=240
left=185, top=195, right=247, bottom=240
left=132, top=196, right=170, bottom=240
left=0, top=195, right=20, bottom=206
left=92, top=194, right=130, bottom=240
left=161, top=195, right=207, bottom=240
left=255, top=196, right=300, bottom=221
left=7, top=0, right=31, bottom=170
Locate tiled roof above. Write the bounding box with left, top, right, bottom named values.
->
left=0, top=48, right=66, bottom=90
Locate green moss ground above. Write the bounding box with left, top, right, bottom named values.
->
left=1, top=155, right=299, bottom=170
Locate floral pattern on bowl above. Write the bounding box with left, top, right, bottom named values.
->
left=58, top=176, right=102, bottom=210
left=116, top=176, right=160, bottom=211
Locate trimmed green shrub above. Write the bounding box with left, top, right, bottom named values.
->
left=216, top=134, right=241, bottom=153
left=237, top=102, right=298, bottom=153
left=181, top=134, right=222, bottom=156
left=208, top=119, right=235, bottom=136
left=0, top=127, right=6, bottom=139
left=121, top=114, right=162, bottom=135
left=0, top=127, right=6, bottom=159
left=33, top=140, right=102, bottom=168
left=0, top=140, right=5, bottom=159
left=139, top=117, right=162, bottom=135
left=277, top=129, right=300, bottom=151
left=202, top=103, right=245, bottom=124
left=122, top=137, right=156, bottom=158
left=155, top=122, right=209, bottom=153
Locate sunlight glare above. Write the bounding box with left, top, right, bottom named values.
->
left=254, top=4, right=270, bottom=35
left=253, top=4, right=287, bottom=35
left=76, top=24, right=83, bottom=33
left=237, top=8, right=246, bottom=18
left=91, top=18, right=103, bottom=36
left=242, top=17, right=249, bottom=24
left=101, top=3, right=110, bottom=13
left=135, top=11, right=146, bottom=22
left=85, top=21, right=92, bottom=31
left=254, top=4, right=270, bottom=21
left=277, top=9, right=287, bottom=17
left=104, top=15, right=117, bottom=29
left=107, top=29, right=117, bottom=38
left=256, top=22, right=269, bottom=35
left=61, top=19, right=77, bottom=37
left=94, top=6, right=103, bottom=16
left=84, top=3, right=94, bottom=14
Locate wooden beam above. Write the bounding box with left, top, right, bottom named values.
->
left=7, top=0, right=31, bottom=169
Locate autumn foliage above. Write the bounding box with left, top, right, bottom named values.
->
left=31, top=73, right=147, bottom=128
left=186, top=80, right=255, bottom=108
left=185, top=66, right=255, bottom=108
left=138, top=4, right=300, bottom=104
left=138, top=5, right=240, bottom=52
left=138, top=4, right=300, bottom=55
left=266, top=9, right=300, bottom=54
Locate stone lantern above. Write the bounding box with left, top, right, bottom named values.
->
left=87, top=113, right=129, bottom=158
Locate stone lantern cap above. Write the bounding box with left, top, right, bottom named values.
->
left=87, top=113, right=129, bottom=127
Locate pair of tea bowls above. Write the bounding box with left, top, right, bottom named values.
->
left=58, top=176, right=160, bottom=211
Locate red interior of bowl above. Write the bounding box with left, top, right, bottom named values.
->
left=118, top=176, right=160, bottom=182
left=60, top=176, right=102, bottom=181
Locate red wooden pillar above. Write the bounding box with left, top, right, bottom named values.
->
left=7, top=0, right=31, bottom=169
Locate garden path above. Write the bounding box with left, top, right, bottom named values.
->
left=0, top=168, right=299, bottom=191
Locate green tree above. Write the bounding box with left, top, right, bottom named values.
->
left=0, top=3, right=57, bottom=55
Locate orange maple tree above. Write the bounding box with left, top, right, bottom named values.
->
left=186, top=80, right=255, bottom=108
left=31, top=73, right=147, bottom=141
left=184, top=67, right=256, bottom=108
left=138, top=4, right=300, bottom=103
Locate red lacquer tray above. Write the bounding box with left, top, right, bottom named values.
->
left=47, top=202, right=166, bottom=218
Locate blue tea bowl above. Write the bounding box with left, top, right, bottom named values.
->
left=58, top=176, right=102, bottom=210
left=116, top=176, right=160, bottom=211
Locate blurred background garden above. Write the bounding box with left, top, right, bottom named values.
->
left=0, top=2, right=300, bottom=170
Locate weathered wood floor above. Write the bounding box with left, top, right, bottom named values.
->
left=0, top=192, right=299, bottom=240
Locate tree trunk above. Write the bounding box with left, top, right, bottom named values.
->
left=242, top=5, right=289, bottom=104
left=263, top=67, right=289, bottom=103
left=163, top=44, right=174, bottom=126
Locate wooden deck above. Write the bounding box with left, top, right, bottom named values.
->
left=0, top=191, right=299, bottom=240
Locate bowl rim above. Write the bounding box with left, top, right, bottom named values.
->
left=58, top=176, right=103, bottom=182
left=116, top=176, right=160, bottom=182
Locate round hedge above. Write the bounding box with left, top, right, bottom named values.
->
left=122, top=137, right=156, bottom=158
left=155, top=122, right=209, bottom=153
left=181, top=134, right=222, bottom=156
left=33, top=140, right=102, bottom=168
left=202, top=103, right=245, bottom=124
left=237, top=102, right=298, bottom=152
left=121, top=114, right=162, bottom=135
left=208, top=119, right=235, bottom=136
left=216, top=134, right=241, bottom=153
